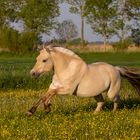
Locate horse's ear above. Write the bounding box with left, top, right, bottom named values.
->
left=37, top=45, right=43, bottom=52
left=45, top=44, right=54, bottom=53
left=37, top=44, right=51, bottom=53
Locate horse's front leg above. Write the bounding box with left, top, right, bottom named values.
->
left=43, top=100, right=52, bottom=114
left=43, top=91, right=56, bottom=114
left=26, top=89, right=57, bottom=116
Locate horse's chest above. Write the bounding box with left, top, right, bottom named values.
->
left=50, top=75, right=79, bottom=95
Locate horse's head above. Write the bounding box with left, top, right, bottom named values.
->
left=30, top=47, right=53, bottom=79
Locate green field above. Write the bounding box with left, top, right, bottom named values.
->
left=0, top=52, right=140, bottom=140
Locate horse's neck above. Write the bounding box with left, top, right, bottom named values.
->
left=51, top=52, right=71, bottom=72
left=51, top=51, right=84, bottom=75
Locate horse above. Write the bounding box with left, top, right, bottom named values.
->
left=26, top=44, right=140, bottom=116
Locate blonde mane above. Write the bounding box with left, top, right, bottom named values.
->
left=46, top=44, right=81, bottom=59
left=55, top=47, right=80, bottom=59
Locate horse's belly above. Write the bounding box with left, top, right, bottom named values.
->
left=77, top=70, right=110, bottom=97
left=77, top=83, right=107, bottom=97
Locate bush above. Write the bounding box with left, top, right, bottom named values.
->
left=0, top=26, right=18, bottom=49
left=112, top=37, right=132, bottom=50
left=0, top=26, right=41, bottom=54
left=66, top=38, right=88, bottom=47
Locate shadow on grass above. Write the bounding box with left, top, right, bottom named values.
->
left=121, top=98, right=140, bottom=109
left=30, top=98, right=140, bottom=119
left=59, top=98, right=140, bottom=115
left=94, top=98, right=140, bottom=112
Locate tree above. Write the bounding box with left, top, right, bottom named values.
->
left=125, top=0, right=140, bottom=20
left=18, top=31, right=41, bottom=53
left=0, top=1, right=6, bottom=28
left=0, top=26, right=40, bottom=53
left=131, top=28, right=140, bottom=46
left=18, top=0, right=60, bottom=49
left=0, top=0, right=24, bottom=51
left=86, top=0, right=117, bottom=47
left=0, top=26, right=19, bottom=51
left=0, top=0, right=60, bottom=53
left=65, top=0, right=86, bottom=46
left=113, top=0, right=130, bottom=47
left=0, top=0, right=22, bottom=29
left=113, top=0, right=140, bottom=48
left=55, top=20, right=78, bottom=42
left=19, top=0, right=60, bottom=34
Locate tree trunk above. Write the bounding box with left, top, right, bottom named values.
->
left=103, top=33, right=107, bottom=51
left=80, top=12, right=84, bottom=47
left=121, top=29, right=125, bottom=48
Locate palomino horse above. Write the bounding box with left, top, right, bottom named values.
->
left=27, top=44, right=140, bottom=116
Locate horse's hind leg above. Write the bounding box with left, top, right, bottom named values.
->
left=107, top=79, right=121, bottom=112
left=113, top=95, right=120, bottom=112
left=94, top=94, right=104, bottom=113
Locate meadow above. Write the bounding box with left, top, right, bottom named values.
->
left=0, top=52, right=140, bottom=140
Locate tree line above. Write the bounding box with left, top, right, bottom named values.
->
left=0, top=0, right=139, bottom=53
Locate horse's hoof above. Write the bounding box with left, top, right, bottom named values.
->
left=94, top=111, right=100, bottom=115
left=44, top=107, right=51, bottom=114
left=26, top=111, right=33, bottom=117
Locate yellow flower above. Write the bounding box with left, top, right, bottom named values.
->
left=1, top=129, right=11, bottom=137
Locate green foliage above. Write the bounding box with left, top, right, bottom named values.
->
left=18, top=32, right=40, bottom=53
left=66, top=38, right=88, bottom=46
left=112, top=0, right=140, bottom=47
left=65, top=0, right=86, bottom=46
left=66, top=0, right=86, bottom=14
left=0, top=26, right=19, bottom=50
left=67, top=38, right=82, bottom=45
left=112, top=37, right=133, bottom=49
left=19, top=0, right=60, bottom=34
left=0, top=26, right=40, bottom=53
left=0, top=0, right=20, bottom=27
left=131, top=28, right=140, bottom=46
left=0, top=0, right=60, bottom=54
left=125, top=0, right=140, bottom=20
left=0, top=0, right=139, bottom=53
left=86, top=0, right=117, bottom=45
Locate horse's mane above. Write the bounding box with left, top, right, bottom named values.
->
left=55, top=47, right=81, bottom=59
left=46, top=44, right=81, bottom=59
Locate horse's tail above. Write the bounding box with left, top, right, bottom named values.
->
left=116, top=66, right=140, bottom=96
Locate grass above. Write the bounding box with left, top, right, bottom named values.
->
left=0, top=52, right=140, bottom=139
left=0, top=88, right=140, bottom=139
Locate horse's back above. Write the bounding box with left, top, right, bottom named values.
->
left=77, top=62, right=120, bottom=97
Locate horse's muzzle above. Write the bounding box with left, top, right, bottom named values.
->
left=30, top=71, right=40, bottom=79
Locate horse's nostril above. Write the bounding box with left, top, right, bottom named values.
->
left=31, top=71, right=39, bottom=79
left=30, top=71, right=36, bottom=77
left=32, top=72, right=36, bottom=76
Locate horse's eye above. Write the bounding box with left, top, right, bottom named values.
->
left=42, top=59, right=47, bottom=62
